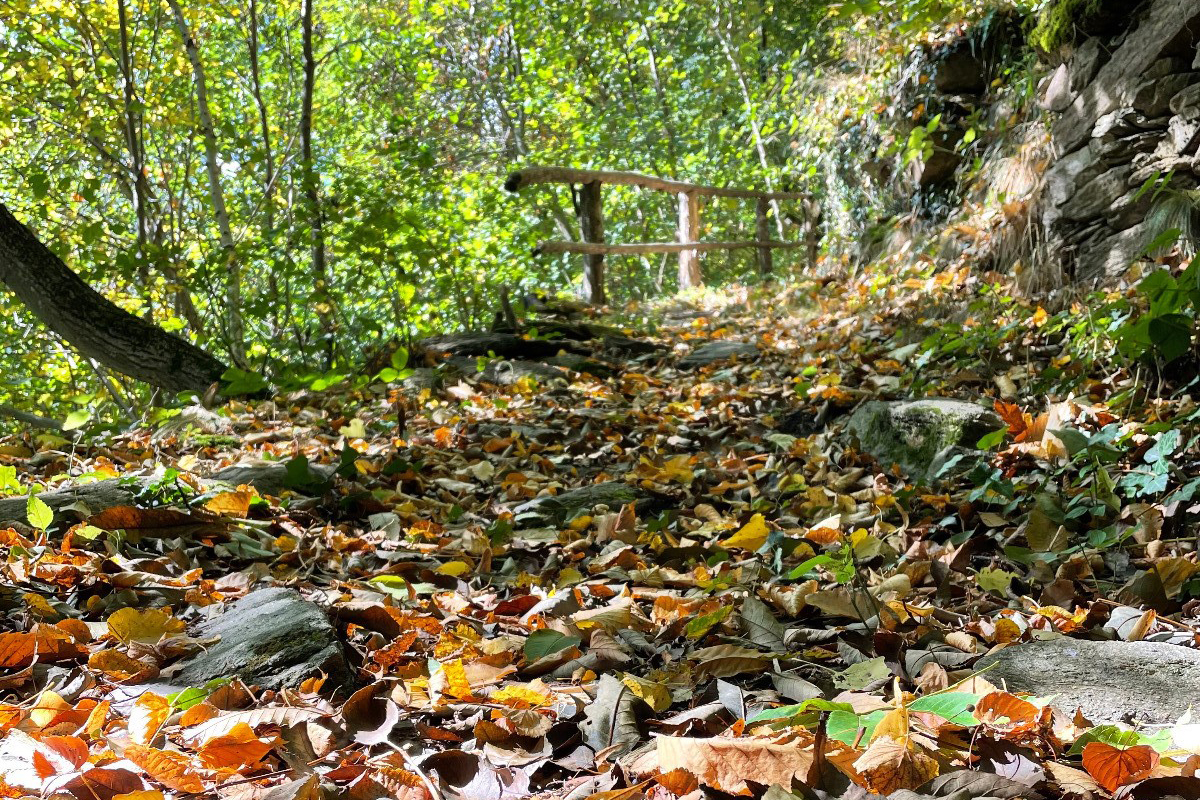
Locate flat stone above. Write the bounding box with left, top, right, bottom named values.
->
left=977, top=637, right=1200, bottom=725
left=1133, top=73, right=1196, bottom=117
left=1069, top=37, right=1105, bottom=93
left=168, top=587, right=350, bottom=691
left=514, top=481, right=644, bottom=525
left=677, top=340, right=758, bottom=369
left=1171, top=83, right=1200, bottom=117
left=1074, top=220, right=1153, bottom=282
left=1060, top=165, right=1133, bottom=222
left=844, top=399, right=1001, bottom=482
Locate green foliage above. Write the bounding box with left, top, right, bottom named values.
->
left=1117, top=262, right=1200, bottom=364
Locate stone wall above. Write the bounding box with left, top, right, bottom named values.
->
left=1040, top=0, right=1200, bottom=282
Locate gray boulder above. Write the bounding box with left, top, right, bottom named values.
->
left=168, top=587, right=350, bottom=691
left=677, top=340, right=758, bottom=369
left=844, top=399, right=1001, bottom=482
left=977, top=637, right=1200, bottom=725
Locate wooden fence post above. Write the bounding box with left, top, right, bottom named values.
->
left=677, top=190, right=701, bottom=289
left=578, top=181, right=605, bottom=304
left=804, top=197, right=821, bottom=271
left=755, top=197, right=772, bottom=277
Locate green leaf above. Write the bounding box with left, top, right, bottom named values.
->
left=26, top=495, right=53, bottom=530
left=976, top=566, right=1016, bottom=593
left=748, top=698, right=852, bottom=724
left=907, top=692, right=980, bottom=726
left=1149, top=313, right=1193, bottom=362
left=788, top=553, right=835, bottom=579
left=62, top=410, right=91, bottom=431
left=833, top=656, right=890, bottom=690
left=827, top=708, right=888, bottom=745
left=686, top=604, right=733, bottom=638
left=976, top=427, right=1006, bottom=449
left=368, top=575, right=409, bottom=599
left=524, top=629, right=581, bottom=661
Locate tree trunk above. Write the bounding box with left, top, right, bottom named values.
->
left=0, top=204, right=227, bottom=394
left=301, top=0, right=335, bottom=367
left=167, top=0, right=247, bottom=367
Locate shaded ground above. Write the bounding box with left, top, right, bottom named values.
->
left=2, top=272, right=1200, bottom=799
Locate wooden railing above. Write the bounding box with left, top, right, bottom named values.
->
left=504, top=166, right=820, bottom=304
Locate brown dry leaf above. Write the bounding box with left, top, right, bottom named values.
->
left=128, top=692, right=171, bottom=745
left=851, top=735, right=939, bottom=794
left=89, top=649, right=158, bottom=683
left=126, top=743, right=204, bottom=793
left=1046, top=761, right=1103, bottom=796
left=691, top=645, right=769, bottom=679
left=657, top=734, right=815, bottom=793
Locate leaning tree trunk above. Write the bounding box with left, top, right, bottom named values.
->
left=0, top=204, right=228, bottom=394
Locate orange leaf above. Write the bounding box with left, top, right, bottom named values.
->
left=974, top=691, right=1040, bottom=736
left=0, top=629, right=85, bottom=668
left=994, top=401, right=1026, bottom=439
left=126, top=744, right=204, bottom=793
left=179, top=701, right=220, bottom=728
left=196, top=722, right=274, bottom=770
left=128, top=693, right=171, bottom=745
left=1082, top=741, right=1159, bottom=792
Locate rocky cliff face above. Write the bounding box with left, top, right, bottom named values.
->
left=1040, top=0, right=1200, bottom=282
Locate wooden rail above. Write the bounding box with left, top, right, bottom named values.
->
left=505, top=166, right=820, bottom=304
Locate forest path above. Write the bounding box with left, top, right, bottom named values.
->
left=1, top=274, right=1180, bottom=799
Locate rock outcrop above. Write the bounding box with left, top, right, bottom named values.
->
left=977, top=637, right=1200, bottom=725
left=844, top=399, right=1001, bottom=482
left=1039, top=0, right=1200, bottom=281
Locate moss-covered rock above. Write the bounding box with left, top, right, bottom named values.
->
left=845, top=399, right=1002, bottom=482
left=513, top=481, right=645, bottom=526
left=169, top=587, right=350, bottom=691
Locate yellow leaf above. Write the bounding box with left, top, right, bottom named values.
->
left=203, top=489, right=255, bottom=516
left=722, top=514, right=769, bottom=551
left=491, top=685, right=553, bottom=709
left=438, top=659, right=476, bottom=702
left=107, top=608, right=186, bottom=645
left=621, top=674, right=671, bottom=712
left=436, top=561, right=472, bottom=577
left=339, top=418, right=368, bottom=438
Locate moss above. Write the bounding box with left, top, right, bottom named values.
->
left=1030, top=0, right=1106, bottom=54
